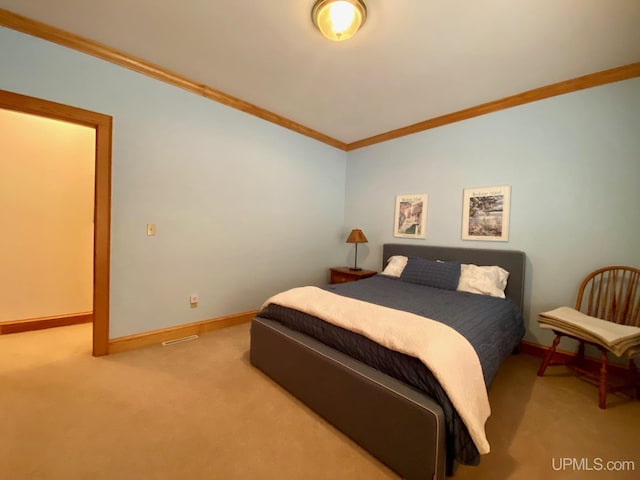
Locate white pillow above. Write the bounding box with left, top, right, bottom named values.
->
left=381, top=255, right=408, bottom=277
left=457, top=264, right=509, bottom=299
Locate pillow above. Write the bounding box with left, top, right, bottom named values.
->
left=457, top=264, right=509, bottom=299
left=399, top=256, right=461, bottom=290
left=381, top=255, right=408, bottom=277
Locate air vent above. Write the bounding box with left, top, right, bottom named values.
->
left=162, top=334, right=199, bottom=346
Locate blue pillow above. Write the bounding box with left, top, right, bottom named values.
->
left=399, top=257, right=461, bottom=290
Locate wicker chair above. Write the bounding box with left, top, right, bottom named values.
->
left=537, top=266, right=640, bottom=409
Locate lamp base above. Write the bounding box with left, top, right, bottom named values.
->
left=349, top=267, right=363, bottom=271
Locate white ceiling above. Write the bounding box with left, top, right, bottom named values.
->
left=1, top=0, right=639, bottom=144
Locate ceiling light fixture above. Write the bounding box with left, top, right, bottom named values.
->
left=312, top=0, right=367, bottom=42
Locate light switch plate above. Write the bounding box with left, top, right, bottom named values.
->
left=146, top=224, right=156, bottom=236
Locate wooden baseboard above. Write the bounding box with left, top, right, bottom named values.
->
left=520, top=340, right=631, bottom=376
left=108, top=310, right=258, bottom=354
left=0, top=312, right=93, bottom=335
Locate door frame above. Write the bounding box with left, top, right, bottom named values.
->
left=0, top=89, right=112, bottom=356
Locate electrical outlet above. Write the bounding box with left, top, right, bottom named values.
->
left=189, top=294, right=199, bottom=306
left=146, top=224, right=156, bottom=236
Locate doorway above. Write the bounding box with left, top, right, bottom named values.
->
left=0, top=89, right=112, bottom=356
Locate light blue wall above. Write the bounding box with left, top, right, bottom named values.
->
left=2, top=26, right=638, bottom=347
left=345, top=78, right=640, bottom=347
left=0, top=27, right=348, bottom=338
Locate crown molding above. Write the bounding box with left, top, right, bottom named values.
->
left=0, top=8, right=347, bottom=150
left=347, top=62, right=640, bottom=151
left=2, top=9, right=638, bottom=152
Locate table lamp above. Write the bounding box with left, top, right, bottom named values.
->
left=346, top=229, right=368, bottom=271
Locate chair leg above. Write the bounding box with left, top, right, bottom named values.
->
left=630, top=359, right=639, bottom=400
left=599, top=350, right=609, bottom=409
left=538, top=335, right=561, bottom=376
left=576, top=341, right=585, bottom=367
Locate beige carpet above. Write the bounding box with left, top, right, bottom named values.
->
left=1, top=323, right=638, bottom=480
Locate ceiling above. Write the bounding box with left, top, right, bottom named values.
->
left=1, top=0, right=639, bottom=145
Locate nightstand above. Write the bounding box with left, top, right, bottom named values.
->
left=329, top=267, right=377, bottom=285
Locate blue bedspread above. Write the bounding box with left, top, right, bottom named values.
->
left=259, top=274, right=525, bottom=465
left=324, top=274, right=525, bottom=387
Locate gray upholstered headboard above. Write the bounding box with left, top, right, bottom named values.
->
left=382, top=244, right=526, bottom=312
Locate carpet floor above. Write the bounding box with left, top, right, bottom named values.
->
left=1, top=323, right=638, bottom=480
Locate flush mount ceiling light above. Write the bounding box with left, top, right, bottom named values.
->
left=312, top=0, right=367, bottom=42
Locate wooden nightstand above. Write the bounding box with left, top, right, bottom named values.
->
left=329, top=267, right=377, bottom=284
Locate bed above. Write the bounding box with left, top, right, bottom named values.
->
left=250, top=244, right=526, bottom=480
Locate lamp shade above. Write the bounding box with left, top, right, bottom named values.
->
left=346, top=229, right=368, bottom=244
left=312, top=0, right=367, bottom=42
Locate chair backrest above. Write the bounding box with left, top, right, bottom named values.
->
left=575, top=266, right=640, bottom=327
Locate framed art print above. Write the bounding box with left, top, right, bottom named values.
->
left=462, top=185, right=511, bottom=241
left=394, top=193, right=427, bottom=239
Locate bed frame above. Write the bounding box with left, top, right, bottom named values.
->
left=250, top=244, right=526, bottom=480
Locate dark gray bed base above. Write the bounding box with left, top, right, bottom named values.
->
left=249, top=244, right=526, bottom=480
left=250, top=317, right=447, bottom=480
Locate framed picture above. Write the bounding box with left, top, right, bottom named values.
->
left=394, top=193, right=427, bottom=239
left=462, top=185, right=511, bottom=241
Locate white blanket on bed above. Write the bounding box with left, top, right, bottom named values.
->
left=262, top=286, right=491, bottom=454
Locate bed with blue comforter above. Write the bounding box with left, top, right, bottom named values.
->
left=250, top=244, right=526, bottom=480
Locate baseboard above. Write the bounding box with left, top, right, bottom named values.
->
left=520, top=340, right=631, bottom=376
left=0, top=312, right=93, bottom=335
left=108, top=310, right=259, bottom=354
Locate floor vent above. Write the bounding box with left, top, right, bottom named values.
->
left=162, top=334, right=199, bottom=346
